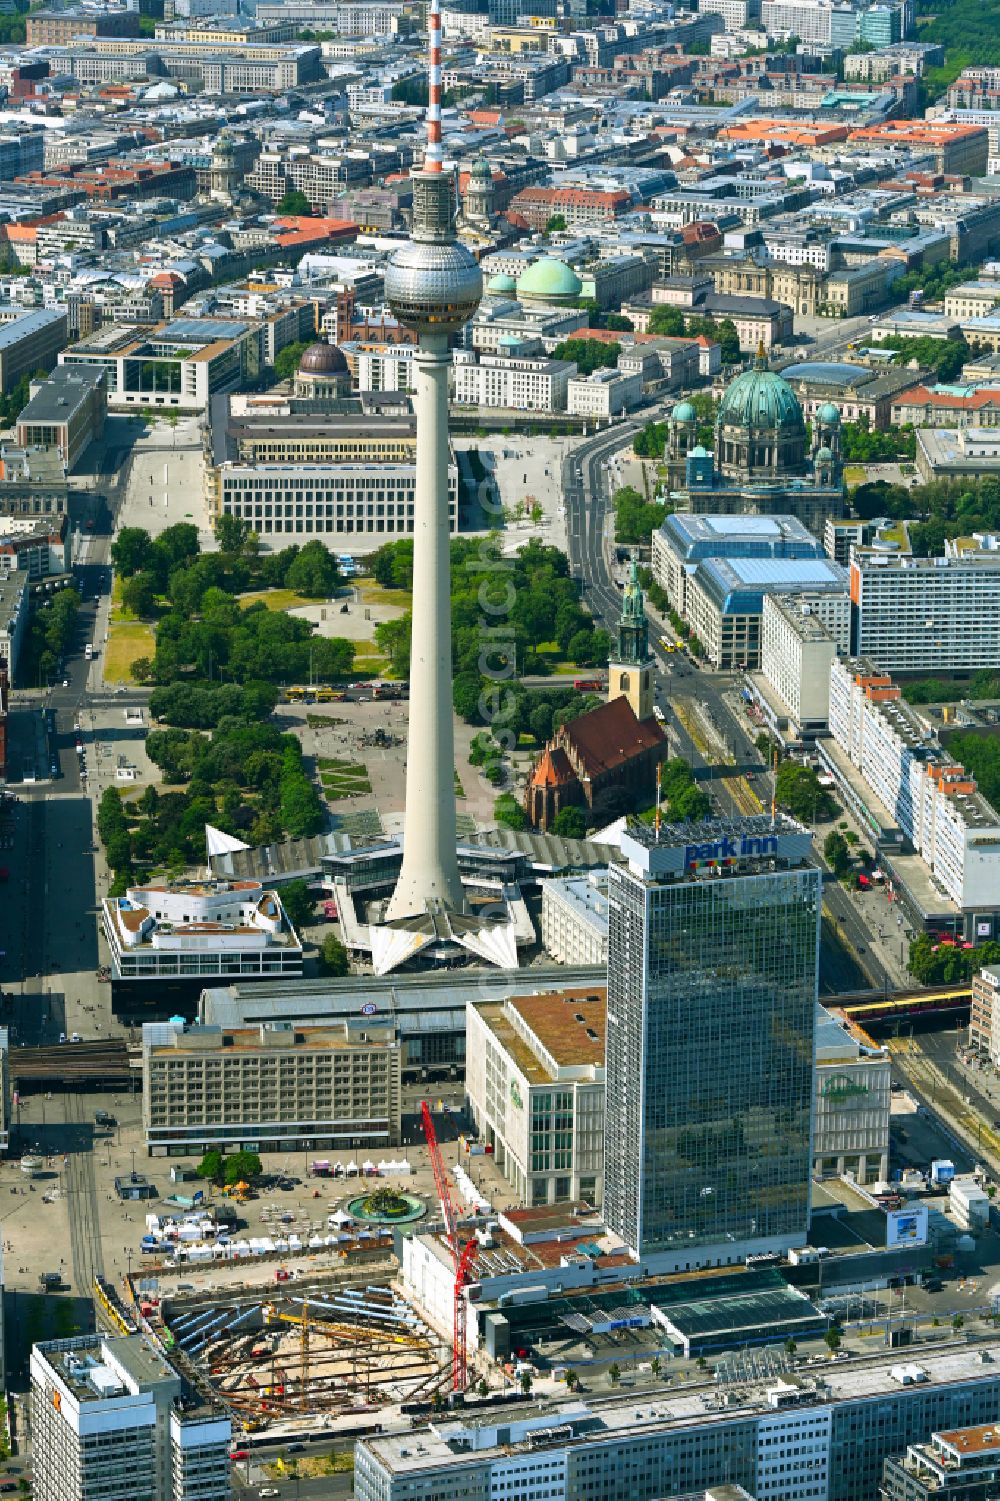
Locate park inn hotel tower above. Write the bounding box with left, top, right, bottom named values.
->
left=603, top=813, right=820, bottom=1270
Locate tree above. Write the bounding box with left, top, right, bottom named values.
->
left=545, top=213, right=567, bottom=233
left=565, top=1369, right=579, bottom=1390
left=196, top=1151, right=225, bottom=1184
left=120, top=572, right=156, bottom=619
left=274, top=341, right=311, bottom=384
left=650, top=1356, right=661, bottom=1379
left=775, top=762, right=834, bottom=823
left=214, top=513, right=253, bottom=554
left=824, top=1328, right=841, bottom=1353
left=710, top=317, right=741, bottom=364
left=320, top=933, right=350, bottom=976
left=784, top=1339, right=797, bottom=1357
left=478, top=1379, right=489, bottom=1398
left=613, top=485, right=669, bottom=546
left=285, top=540, right=340, bottom=598
left=648, top=305, right=686, bottom=337
left=494, top=793, right=527, bottom=831
left=280, top=878, right=315, bottom=931
left=224, top=1150, right=262, bottom=1185
left=604, top=313, right=633, bottom=332
left=823, top=831, right=852, bottom=879
left=608, top=1363, right=621, bottom=1386
left=277, top=189, right=312, bottom=216
left=552, top=805, right=587, bottom=838
left=519, top=1371, right=533, bottom=1394
left=952, top=1313, right=965, bottom=1332
left=551, top=337, right=621, bottom=376
left=111, top=526, right=154, bottom=578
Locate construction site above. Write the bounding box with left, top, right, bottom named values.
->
left=127, top=1103, right=486, bottom=1437
left=162, top=1277, right=453, bottom=1435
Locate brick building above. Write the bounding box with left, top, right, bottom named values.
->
left=525, top=696, right=665, bottom=831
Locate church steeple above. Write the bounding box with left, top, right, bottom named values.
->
left=608, top=561, right=654, bottom=722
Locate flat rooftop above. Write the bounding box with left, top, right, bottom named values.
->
left=39, top=1333, right=175, bottom=1402
left=17, top=363, right=105, bottom=424
left=473, top=986, right=607, bottom=1083
left=363, top=1341, right=1000, bottom=1475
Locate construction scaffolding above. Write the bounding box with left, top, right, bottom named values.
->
left=165, top=1279, right=450, bottom=1431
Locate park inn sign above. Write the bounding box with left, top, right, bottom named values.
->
left=685, top=833, right=779, bottom=869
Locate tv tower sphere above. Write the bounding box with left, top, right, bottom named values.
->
left=383, top=237, right=482, bottom=333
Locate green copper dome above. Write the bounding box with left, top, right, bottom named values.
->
left=671, top=400, right=697, bottom=423
left=486, top=272, right=517, bottom=295
left=817, top=401, right=841, bottom=425
left=718, top=366, right=805, bottom=433
left=815, top=444, right=834, bottom=462
left=517, top=256, right=583, bottom=303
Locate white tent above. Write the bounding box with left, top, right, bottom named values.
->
left=205, top=824, right=250, bottom=857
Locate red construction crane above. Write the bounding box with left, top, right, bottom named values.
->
left=420, top=1099, right=476, bottom=1392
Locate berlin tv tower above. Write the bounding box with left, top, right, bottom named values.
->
left=383, top=0, right=482, bottom=921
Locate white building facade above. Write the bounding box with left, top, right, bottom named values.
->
left=453, top=350, right=575, bottom=412
left=851, top=550, right=1000, bottom=675
left=30, top=1334, right=230, bottom=1501
left=828, top=658, right=1000, bottom=921
left=102, top=878, right=303, bottom=984
left=540, top=875, right=609, bottom=966
left=212, top=459, right=458, bottom=546
left=465, top=988, right=606, bottom=1209
left=760, top=591, right=848, bottom=735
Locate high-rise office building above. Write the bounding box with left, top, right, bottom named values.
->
left=30, top=1333, right=230, bottom=1501
left=603, top=814, right=819, bottom=1269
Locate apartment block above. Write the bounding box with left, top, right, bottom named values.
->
left=828, top=658, right=1000, bottom=927
left=970, top=966, right=1000, bottom=1061
left=850, top=550, right=1000, bottom=676
left=0, top=518, right=69, bottom=582
left=356, top=1338, right=1000, bottom=1501
left=30, top=1334, right=230, bottom=1501
left=465, top=987, right=606, bottom=1209
left=142, top=1016, right=401, bottom=1156
left=760, top=592, right=847, bottom=737
left=882, top=1423, right=1000, bottom=1501
left=0, top=569, right=28, bottom=676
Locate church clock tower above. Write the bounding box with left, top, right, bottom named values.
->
left=608, top=561, right=654, bottom=722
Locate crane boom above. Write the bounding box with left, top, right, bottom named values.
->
left=421, top=1098, right=459, bottom=1259
left=420, top=1098, right=474, bottom=1391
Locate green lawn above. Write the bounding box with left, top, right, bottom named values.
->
left=104, top=621, right=155, bottom=682
left=319, top=759, right=372, bottom=797
left=238, top=588, right=312, bottom=611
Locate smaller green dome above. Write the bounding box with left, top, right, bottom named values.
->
left=517, top=256, right=583, bottom=303
left=815, top=445, right=834, bottom=462
left=671, top=400, right=696, bottom=423
left=817, top=402, right=841, bottom=425
left=486, top=272, right=516, bottom=295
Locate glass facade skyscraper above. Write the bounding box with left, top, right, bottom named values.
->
left=604, top=815, right=820, bottom=1267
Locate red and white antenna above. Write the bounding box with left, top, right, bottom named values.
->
left=424, top=0, right=443, bottom=173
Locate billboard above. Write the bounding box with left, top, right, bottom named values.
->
left=886, top=1204, right=929, bottom=1249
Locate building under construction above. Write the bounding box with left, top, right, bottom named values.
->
left=162, top=1277, right=451, bottom=1435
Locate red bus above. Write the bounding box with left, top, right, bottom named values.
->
left=574, top=678, right=603, bottom=691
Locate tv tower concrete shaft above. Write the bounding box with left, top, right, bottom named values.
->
left=381, top=0, right=482, bottom=921
left=384, top=330, right=462, bottom=919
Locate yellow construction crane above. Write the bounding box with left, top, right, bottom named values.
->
left=263, top=1303, right=429, bottom=1350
